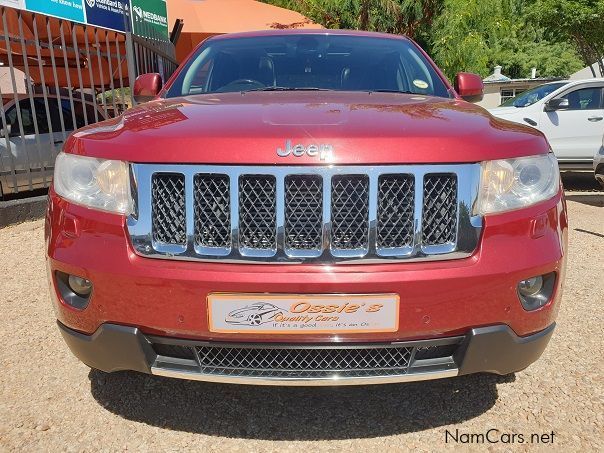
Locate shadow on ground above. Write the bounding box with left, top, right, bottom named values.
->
left=561, top=172, right=602, bottom=193
left=89, top=370, right=514, bottom=440
left=561, top=173, right=603, bottom=207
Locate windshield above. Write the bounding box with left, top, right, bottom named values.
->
left=499, top=82, right=567, bottom=107
left=165, top=34, right=451, bottom=98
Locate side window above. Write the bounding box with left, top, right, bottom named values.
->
left=72, top=102, right=88, bottom=128
left=562, top=87, right=602, bottom=110
left=86, top=103, right=99, bottom=123
left=7, top=100, right=43, bottom=136
left=59, top=99, right=75, bottom=130
left=72, top=101, right=100, bottom=128
left=33, top=99, right=54, bottom=135
left=4, top=106, right=17, bottom=136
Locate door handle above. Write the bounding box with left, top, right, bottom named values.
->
left=588, top=116, right=603, bottom=122
left=53, top=140, right=64, bottom=144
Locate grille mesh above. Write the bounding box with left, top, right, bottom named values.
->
left=285, top=175, right=323, bottom=250
left=377, top=174, right=415, bottom=249
left=151, top=173, right=186, bottom=245
left=422, top=174, right=458, bottom=245
left=331, top=175, right=369, bottom=250
left=194, top=174, right=231, bottom=248
left=194, top=345, right=413, bottom=378
left=239, top=175, right=277, bottom=250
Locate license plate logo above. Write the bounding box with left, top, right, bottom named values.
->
left=208, top=294, right=399, bottom=334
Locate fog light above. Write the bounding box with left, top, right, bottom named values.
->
left=55, top=271, right=93, bottom=310
left=68, top=275, right=93, bottom=296
left=518, top=276, right=543, bottom=297
left=517, top=272, right=556, bottom=311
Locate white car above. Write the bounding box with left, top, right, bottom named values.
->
left=489, top=79, right=604, bottom=170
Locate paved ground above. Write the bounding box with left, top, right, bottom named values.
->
left=0, top=175, right=602, bottom=452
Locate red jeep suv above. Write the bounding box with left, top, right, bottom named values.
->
left=45, top=30, right=567, bottom=385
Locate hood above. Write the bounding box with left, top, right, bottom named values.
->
left=67, top=91, right=549, bottom=165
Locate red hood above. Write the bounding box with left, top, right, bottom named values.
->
left=67, top=91, right=549, bottom=164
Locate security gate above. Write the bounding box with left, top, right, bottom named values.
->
left=0, top=5, right=178, bottom=198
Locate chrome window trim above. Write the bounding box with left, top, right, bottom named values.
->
left=127, top=164, right=483, bottom=264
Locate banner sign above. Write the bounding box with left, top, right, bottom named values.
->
left=84, top=0, right=129, bottom=32
left=24, top=0, right=85, bottom=23
left=9, top=0, right=168, bottom=40
left=130, top=0, right=168, bottom=39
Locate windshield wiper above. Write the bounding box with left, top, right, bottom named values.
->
left=368, top=89, right=417, bottom=95
left=242, top=86, right=332, bottom=93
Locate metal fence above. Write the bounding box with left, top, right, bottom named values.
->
left=0, top=6, right=178, bottom=199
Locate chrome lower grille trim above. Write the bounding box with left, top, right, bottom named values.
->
left=151, top=366, right=459, bottom=386
left=128, top=164, right=482, bottom=264
left=149, top=337, right=462, bottom=386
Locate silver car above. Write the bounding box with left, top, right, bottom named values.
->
left=0, top=94, right=106, bottom=197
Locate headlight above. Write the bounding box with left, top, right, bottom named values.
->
left=476, top=154, right=559, bottom=215
left=54, top=152, right=133, bottom=215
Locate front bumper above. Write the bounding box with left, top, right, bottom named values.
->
left=58, top=321, right=556, bottom=385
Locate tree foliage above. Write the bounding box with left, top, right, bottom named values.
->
left=527, top=0, right=604, bottom=76
left=262, top=0, right=587, bottom=80
left=431, top=0, right=584, bottom=79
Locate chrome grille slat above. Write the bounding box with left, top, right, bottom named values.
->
left=151, top=173, right=186, bottom=245
left=377, top=174, right=415, bottom=249
left=331, top=175, right=370, bottom=251
left=128, top=164, right=482, bottom=264
left=422, top=174, right=458, bottom=246
left=193, top=174, right=231, bottom=248
left=238, top=175, right=277, bottom=251
left=284, top=175, right=323, bottom=251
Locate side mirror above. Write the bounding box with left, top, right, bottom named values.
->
left=544, top=98, right=569, bottom=112
left=454, top=72, right=484, bottom=102
left=133, top=73, right=163, bottom=103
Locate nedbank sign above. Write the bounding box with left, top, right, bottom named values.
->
left=130, top=0, right=168, bottom=39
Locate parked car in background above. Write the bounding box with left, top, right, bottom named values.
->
left=594, top=143, right=604, bottom=188
left=489, top=79, right=604, bottom=171
left=0, top=95, right=105, bottom=198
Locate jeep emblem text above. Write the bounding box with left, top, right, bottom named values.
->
left=277, top=140, right=333, bottom=160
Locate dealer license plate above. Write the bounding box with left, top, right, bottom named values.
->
left=207, top=293, right=399, bottom=334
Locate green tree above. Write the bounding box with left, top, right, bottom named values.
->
left=430, top=0, right=583, bottom=80
left=527, top=0, right=604, bottom=76
left=262, top=0, right=585, bottom=80
left=261, top=0, right=444, bottom=47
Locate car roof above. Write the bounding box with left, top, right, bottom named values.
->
left=206, top=28, right=411, bottom=43
left=561, top=78, right=604, bottom=86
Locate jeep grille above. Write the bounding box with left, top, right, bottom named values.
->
left=128, top=164, right=482, bottom=263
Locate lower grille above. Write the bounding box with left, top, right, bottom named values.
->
left=151, top=339, right=462, bottom=381
left=195, top=345, right=412, bottom=378
left=129, top=164, right=482, bottom=263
